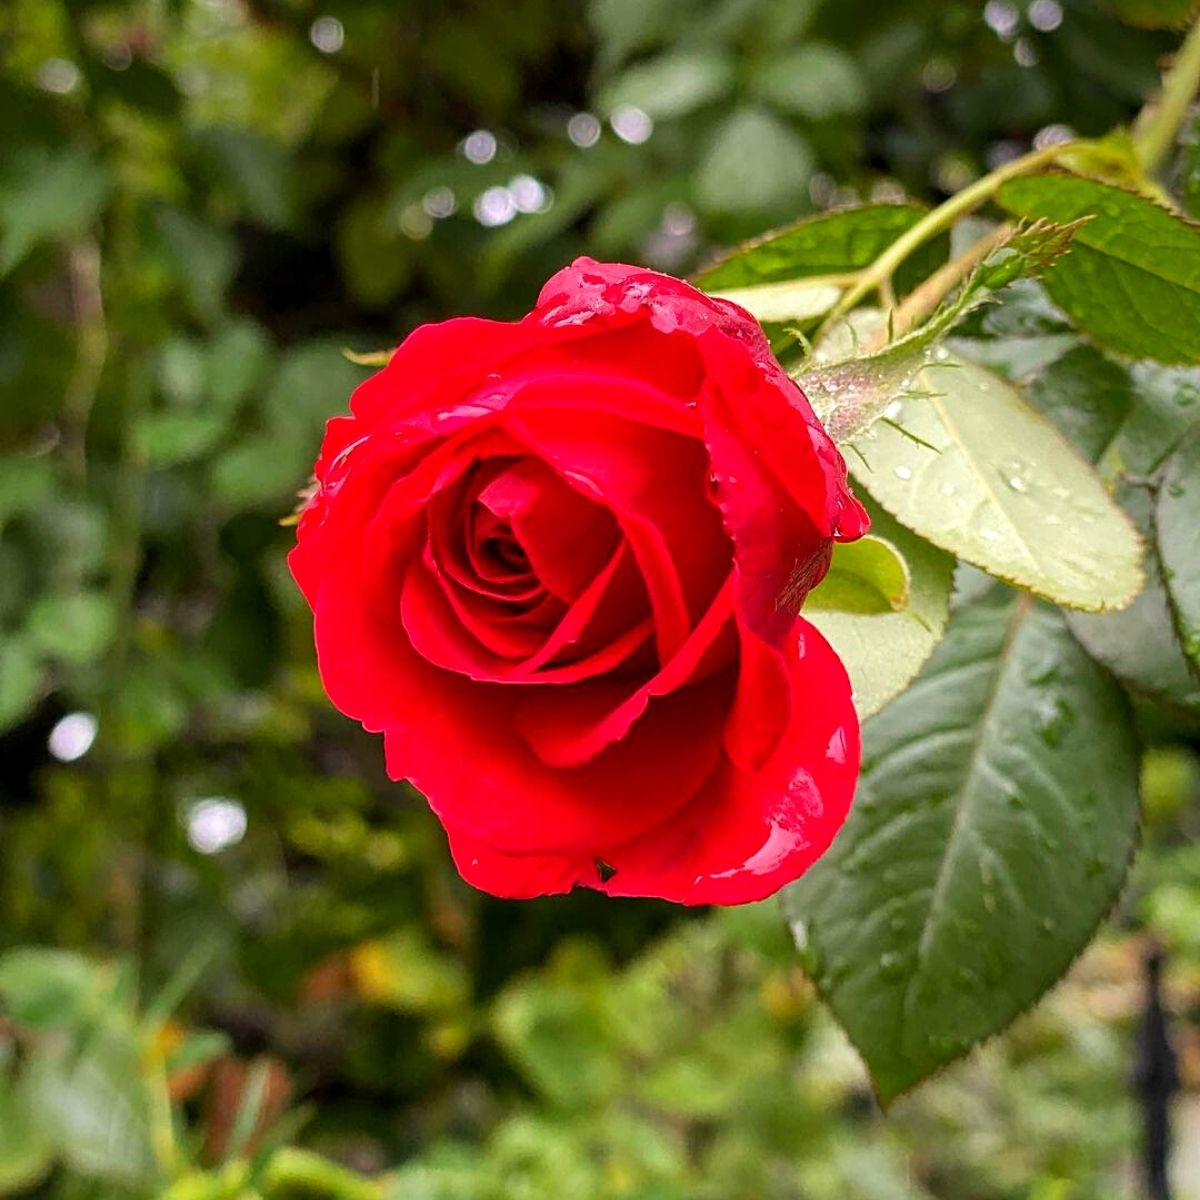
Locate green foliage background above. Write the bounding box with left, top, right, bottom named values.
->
left=2, top=0, right=1200, bottom=1196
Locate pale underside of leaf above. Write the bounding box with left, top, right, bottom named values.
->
left=849, top=355, right=1143, bottom=612
left=804, top=505, right=953, bottom=720
left=709, top=278, right=843, bottom=323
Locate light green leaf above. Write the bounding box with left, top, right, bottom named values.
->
left=27, top=1031, right=158, bottom=1187
left=807, top=534, right=910, bottom=614
left=850, top=354, right=1143, bottom=612
left=0, top=1081, right=54, bottom=1194
left=805, top=505, right=954, bottom=719
left=0, top=949, right=97, bottom=1030
left=0, top=639, right=42, bottom=732
left=998, top=175, right=1200, bottom=364
left=1158, top=427, right=1200, bottom=669
left=598, top=48, right=735, bottom=120
left=696, top=108, right=812, bottom=215
left=784, top=591, right=1141, bottom=1104
left=0, top=146, right=110, bottom=275
left=753, top=43, right=866, bottom=120
left=26, top=591, right=117, bottom=666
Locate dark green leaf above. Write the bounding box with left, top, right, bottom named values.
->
left=0, top=146, right=110, bottom=275
left=998, top=175, right=1200, bottom=364
left=695, top=204, right=935, bottom=292
left=1067, top=481, right=1200, bottom=711
left=1157, top=427, right=1200, bottom=668
left=1027, top=345, right=1135, bottom=463
left=784, top=592, right=1141, bottom=1103
left=153, top=205, right=239, bottom=325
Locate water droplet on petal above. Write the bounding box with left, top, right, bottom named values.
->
left=894, top=465, right=913, bottom=480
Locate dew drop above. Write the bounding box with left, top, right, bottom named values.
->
left=894, top=465, right=913, bottom=480
left=1007, top=475, right=1027, bottom=492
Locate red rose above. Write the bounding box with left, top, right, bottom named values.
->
left=289, top=259, right=868, bottom=905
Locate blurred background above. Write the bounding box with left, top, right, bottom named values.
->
left=2, top=0, right=1200, bottom=1195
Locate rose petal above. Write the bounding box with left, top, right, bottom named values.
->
left=444, top=618, right=858, bottom=904
left=513, top=574, right=736, bottom=767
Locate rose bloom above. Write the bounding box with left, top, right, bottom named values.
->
left=290, top=259, right=868, bottom=905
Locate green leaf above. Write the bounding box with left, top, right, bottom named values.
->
left=264, top=340, right=367, bottom=438
left=1068, top=481, right=1200, bottom=710
left=153, top=205, right=239, bottom=326
left=26, top=1030, right=158, bottom=1187
left=753, top=43, right=866, bottom=120
left=805, top=504, right=954, bottom=719
left=1026, top=345, right=1135, bottom=463
left=0, top=458, right=55, bottom=525
left=0, top=1080, right=54, bottom=1194
left=1107, top=0, right=1198, bottom=27
left=192, top=126, right=294, bottom=229
left=0, top=638, right=42, bottom=732
left=136, top=411, right=231, bottom=467
left=26, top=591, right=117, bottom=666
left=0, top=949, right=97, bottom=1030
left=212, top=434, right=310, bottom=510
left=784, top=591, right=1141, bottom=1104
left=0, top=146, right=110, bottom=275
left=695, top=108, right=812, bottom=215
left=807, top=535, right=910, bottom=615
left=206, top=320, right=273, bottom=413
left=598, top=48, right=735, bottom=120
left=1158, top=427, right=1200, bottom=669
left=694, top=203, right=934, bottom=292
left=850, top=354, right=1143, bottom=612
left=998, top=175, right=1200, bottom=364
left=1102, top=362, right=1200, bottom=477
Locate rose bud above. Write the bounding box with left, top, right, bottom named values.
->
left=290, top=259, right=869, bottom=905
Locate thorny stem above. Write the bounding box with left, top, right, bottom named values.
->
left=1134, top=15, right=1200, bottom=175
left=863, top=222, right=1014, bottom=354
left=819, top=143, right=1066, bottom=337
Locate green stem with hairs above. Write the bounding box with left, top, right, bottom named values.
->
left=819, top=143, right=1067, bottom=335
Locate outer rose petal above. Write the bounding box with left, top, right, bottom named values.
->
left=445, top=618, right=858, bottom=905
